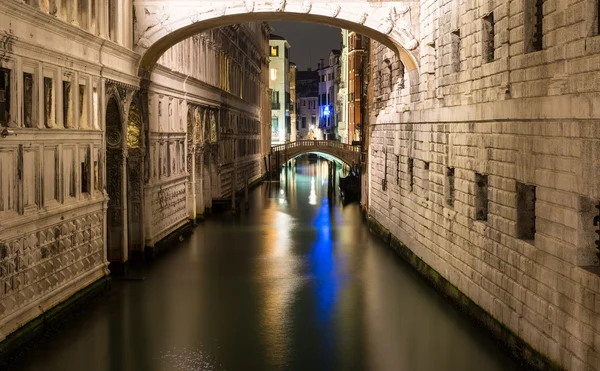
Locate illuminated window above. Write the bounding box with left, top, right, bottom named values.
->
left=270, top=68, right=277, bottom=81
left=270, top=46, right=279, bottom=57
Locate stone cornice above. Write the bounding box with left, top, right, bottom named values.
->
left=0, top=0, right=138, bottom=62
left=151, top=64, right=261, bottom=113
left=106, top=79, right=140, bottom=93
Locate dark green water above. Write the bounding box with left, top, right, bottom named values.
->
left=11, top=157, right=522, bottom=371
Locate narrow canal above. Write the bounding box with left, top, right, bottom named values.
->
left=10, top=157, right=522, bottom=371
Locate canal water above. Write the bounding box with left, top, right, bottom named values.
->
left=10, top=157, right=522, bottom=371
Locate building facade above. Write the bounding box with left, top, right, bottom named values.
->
left=289, top=62, right=297, bottom=142
left=268, top=34, right=291, bottom=145
left=0, top=0, right=270, bottom=342
left=337, top=30, right=349, bottom=143
left=317, top=51, right=341, bottom=140
left=296, top=69, right=320, bottom=140
left=347, top=31, right=367, bottom=145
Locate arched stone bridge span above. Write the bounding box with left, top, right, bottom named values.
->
left=270, top=140, right=362, bottom=169
left=134, top=0, right=419, bottom=76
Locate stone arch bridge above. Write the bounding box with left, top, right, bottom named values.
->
left=134, top=0, right=420, bottom=77
left=270, top=140, right=362, bottom=170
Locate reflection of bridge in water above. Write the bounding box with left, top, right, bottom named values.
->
left=270, top=140, right=362, bottom=172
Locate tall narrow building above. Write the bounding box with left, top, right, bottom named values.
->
left=348, top=31, right=367, bottom=144
left=289, top=62, right=297, bottom=142
left=317, top=50, right=341, bottom=140
left=269, top=34, right=291, bottom=144
left=337, top=29, right=350, bottom=143
left=296, top=69, right=320, bottom=140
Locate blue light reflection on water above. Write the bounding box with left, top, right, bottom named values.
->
left=309, top=197, right=338, bottom=325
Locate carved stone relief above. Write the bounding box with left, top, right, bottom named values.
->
left=0, top=210, right=104, bottom=318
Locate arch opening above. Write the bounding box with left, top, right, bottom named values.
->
left=286, top=151, right=355, bottom=169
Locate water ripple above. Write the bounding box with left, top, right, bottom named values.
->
left=158, top=347, right=224, bottom=371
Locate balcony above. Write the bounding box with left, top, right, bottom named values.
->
left=272, top=102, right=281, bottom=110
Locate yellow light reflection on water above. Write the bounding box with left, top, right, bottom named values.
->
left=309, top=176, right=317, bottom=205
left=259, top=206, right=301, bottom=368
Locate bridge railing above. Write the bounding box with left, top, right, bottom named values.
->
left=271, top=140, right=361, bottom=153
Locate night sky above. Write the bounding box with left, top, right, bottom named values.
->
left=270, top=22, right=342, bottom=71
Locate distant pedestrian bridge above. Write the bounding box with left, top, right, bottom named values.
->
left=270, top=140, right=362, bottom=169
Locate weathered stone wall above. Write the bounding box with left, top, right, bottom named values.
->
left=367, top=1, right=600, bottom=369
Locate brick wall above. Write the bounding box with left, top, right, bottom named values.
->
left=367, top=1, right=600, bottom=369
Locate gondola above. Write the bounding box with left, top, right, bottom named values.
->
left=339, top=171, right=360, bottom=202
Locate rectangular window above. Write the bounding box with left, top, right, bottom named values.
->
left=517, top=183, right=536, bottom=240
left=91, top=0, right=97, bottom=34
left=94, top=148, right=100, bottom=191
left=423, top=162, right=430, bottom=200
left=63, top=80, right=72, bottom=128
left=44, top=76, right=56, bottom=128
left=525, top=0, right=544, bottom=52
left=451, top=30, right=461, bottom=73
left=408, top=158, right=414, bottom=192
left=475, top=173, right=488, bottom=221
left=0, top=68, right=10, bottom=127
left=92, top=86, right=99, bottom=129
left=81, top=147, right=90, bottom=194
left=302, top=117, right=306, bottom=128
left=482, top=13, right=495, bottom=63
left=23, top=72, right=34, bottom=128
left=79, top=0, right=88, bottom=29
left=79, top=84, right=88, bottom=128
left=311, top=116, right=316, bottom=126
left=270, top=68, right=277, bottom=81
left=446, top=167, right=455, bottom=207
left=270, top=46, right=279, bottom=57
left=108, top=0, right=117, bottom=42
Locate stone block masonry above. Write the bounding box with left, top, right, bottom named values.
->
left=367, top=0, right=600, bottom=369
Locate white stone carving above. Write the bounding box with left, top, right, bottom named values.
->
left=301, top=1, right=312, bottom=13
left=357, top=12, right=368, bottom=25
left=215, top=6, right=227, bottom=17
left=329, top=4, right=341, bottom=18
left=246, top=0, right=256, bottom=12
left=136, top=6, right=171, bottom=49
left=273, top=0, right=286, bottom=12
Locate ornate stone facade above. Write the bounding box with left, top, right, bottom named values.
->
left=144, top=23, right=269, bottom=246
left=0, top=0, right=270, bottom=342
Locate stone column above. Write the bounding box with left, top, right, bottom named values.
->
left=120, top=145, right=128, bottom=262
left=195, top=151, right=205, bottom=218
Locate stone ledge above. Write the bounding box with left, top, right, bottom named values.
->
left=366, top=214, right=563, bottom=371
left=0, top=274, right=110, bottom=366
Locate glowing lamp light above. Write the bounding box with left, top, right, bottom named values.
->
left=323, top=105, right=331, bottom=117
